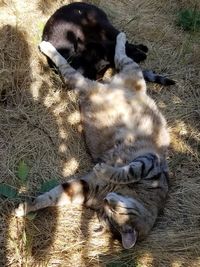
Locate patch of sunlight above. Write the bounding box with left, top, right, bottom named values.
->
left=172, top=95, right=182, bottom=104
left=8, top=216, right=25, bottom=263
left=138, top=252, right=153, bottom=266
left=37, top=21, right=45, bottom=34
left=58, top=126, right=68, bottom=139
left=43, top=91, right=61, bottom=108
left=46, top=207, right=84, bottom=265
left=17, top=185, right=29, bottom=194
left=175, top=120, right=188, bottom=136
left=170, top=120, right=197, bottom=156
left=158, top=100, right=167, bottom=109
left=171, top=260, right=184, bottom=267
left=13, top=0, right=28, bottom=10
left=170, top=130, right=194, bottom=154
left=0, top=16, right=16, bottom=26
left=67, top=111, right=81, bottom=125
left=47, top=206, right=91, bottom=266
left=32, top=20, right=47, bottom=44
left=53, top=101, right=69, bottom=116
left=30, top=79, right=42, bottom=100
left=58, top=143, right=67, bottom=154
left=88, top=223, right=116, bottom=256
left=62, top=158, right=79, bottom=177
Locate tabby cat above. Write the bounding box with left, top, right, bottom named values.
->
left=42, top=2, right=175, bottom=85
left=15, top=32, right=170, bottom=249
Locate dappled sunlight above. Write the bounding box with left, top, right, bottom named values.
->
left=170, top=128, right=193, bottom=154
left=37, top=0, right=74, bottom=15
left=58, top=126, right=68, bottom=139
left=157, top=100, right=167, bottom=109
left=172, top=95, right=183, bottom=104
left=6, top=216, right=26, bottom=264
left=62, top=158, right=79, bottom=177
left=172, top=260, right=186, bottom=267
left=67, top=110, right=81, bottom=125
left=43, top=90, right=62, bottom=108
left=137, top=252, right=154, bottom=266
left=30, top=79, right=43, bottom=100
left=59, top=143, right=68, bottom=154
left=170, top=119, right=200, bottom=158
left=0, top=0, right=199, bottom=266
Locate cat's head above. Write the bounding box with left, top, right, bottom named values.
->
left=101, top=192, right=154, bottom=249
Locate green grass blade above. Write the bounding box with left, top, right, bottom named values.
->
left=17, top=160, right=29, bottom=184
left=177, top=8, right=200, bottom=32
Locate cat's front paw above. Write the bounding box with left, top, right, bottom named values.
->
left=94, top=163, right=108, bottom=175
left=93, top=163, right=115, bottom=178
left=39, top=41, right=57, bottom=58
left=117, top=32, right=126, bottom=44
left=15, top=202, right=28, bottom=217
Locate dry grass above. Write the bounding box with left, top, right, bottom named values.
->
left=0, top=0, right=200, bottom=266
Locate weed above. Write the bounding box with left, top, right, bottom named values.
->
left=177, top=6, right=200, bottom=32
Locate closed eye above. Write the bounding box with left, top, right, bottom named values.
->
left=109, top=205, right=140, bottom=216
left=118, top=212, right=138, bottom=216
left=117, top=204, right=140, bottom=214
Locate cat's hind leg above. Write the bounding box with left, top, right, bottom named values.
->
left=115, top=34, right=174, bottom=86
left=15, top=179, right=89, bottom=217
left=113, top=33, right=146, bottom=92
left=114, top=33, right=139, bottom=71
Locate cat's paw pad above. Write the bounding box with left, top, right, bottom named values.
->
left=15, top=202, right=27, bottom=217
left=117, top=32, right=126, bottom=44
left=39, top=41, right=56, bottom=57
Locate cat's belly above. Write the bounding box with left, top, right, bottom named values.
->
left=80, top=88, right=162, bottom=160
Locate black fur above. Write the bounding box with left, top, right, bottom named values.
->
left=42, top=2, right=175, bottom=85
left=42, top=2, right=148, bottom=80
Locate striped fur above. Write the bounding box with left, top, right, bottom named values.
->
left=94, top=153, right=168, bottom=185
left=15, top=33, right=170, bottom=249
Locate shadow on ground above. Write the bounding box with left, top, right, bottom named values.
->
left=0, top=6, right=200, bottom=266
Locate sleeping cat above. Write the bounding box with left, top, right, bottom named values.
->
left=42, top=2, right=175, bottom=85
left=15, top=32, right=170, bottom=249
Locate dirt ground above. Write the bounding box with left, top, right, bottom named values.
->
left=0, top=0, right=200, bottom=266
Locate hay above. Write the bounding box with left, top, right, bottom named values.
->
left=0, top=0, right=199, bottom=266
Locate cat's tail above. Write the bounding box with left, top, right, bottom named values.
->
left=143, top=70, right=175, bottom=86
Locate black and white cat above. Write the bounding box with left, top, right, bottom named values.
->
left=42, top=2, right=175, bottom=85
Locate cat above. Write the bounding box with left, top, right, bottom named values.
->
left=15, top=32, right=170, bottom=249
left=42, top=2, right=175, bottom=85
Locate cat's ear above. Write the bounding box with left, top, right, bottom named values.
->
left=121, top=228, right=138, bottom=249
